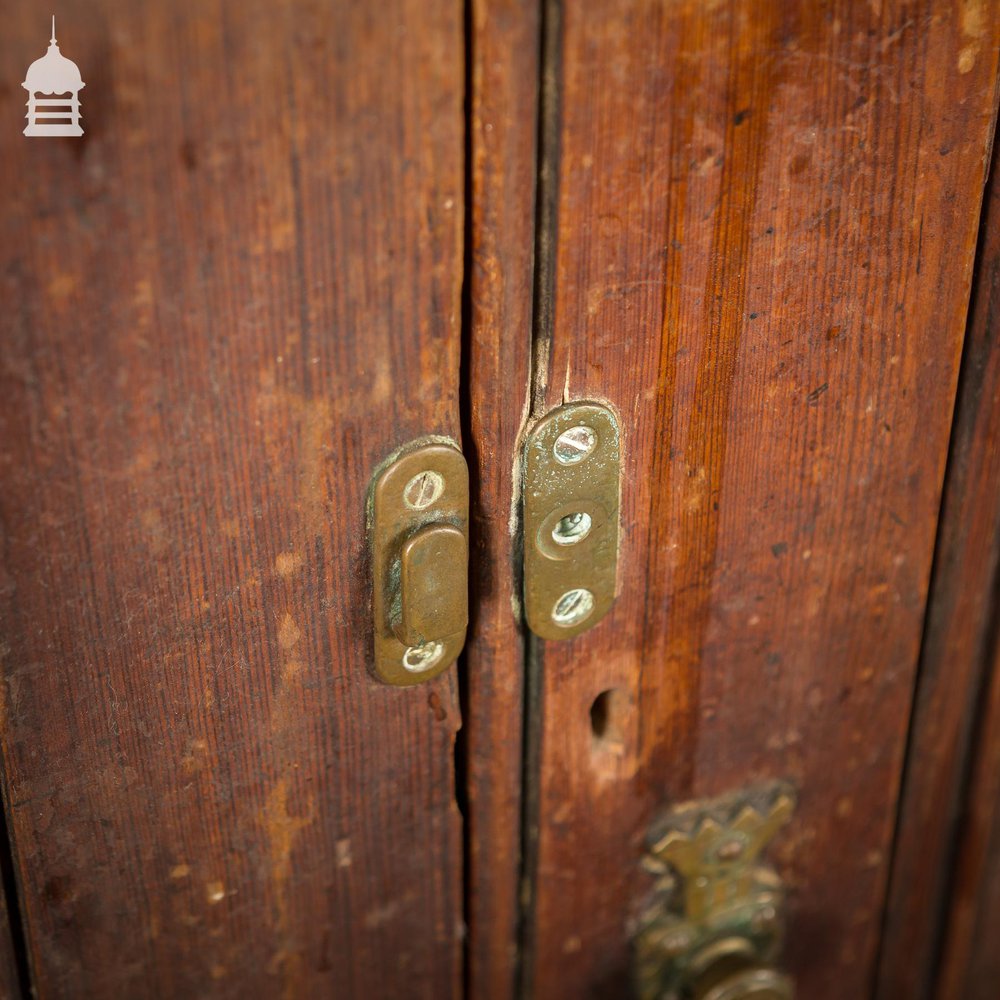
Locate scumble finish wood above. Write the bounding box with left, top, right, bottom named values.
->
left=524, top=2, right=1000, bottom=997
left=879, top=136, right=1000, bottom=999
left=0, top=1, right=464, bottom=996
left=466, top=1, right=538, bottom=996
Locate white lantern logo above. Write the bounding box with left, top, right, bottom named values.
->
left=22, top=17, right=85, bottom=137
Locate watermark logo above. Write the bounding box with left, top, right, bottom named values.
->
left=23, top=16, right=85, bottom=137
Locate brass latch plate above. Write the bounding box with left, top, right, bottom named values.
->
left=369, top=440, right=468, bottom=686
left=523, top=401, right=621, bottom=639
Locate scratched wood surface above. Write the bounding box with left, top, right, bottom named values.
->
left=0, top=1, right=464, bottom=997
left=522, top=2, right=1000, bottom=997
left=878, top=142, right=1000, bottom=999
left=465, top=0, right=538, bottom=997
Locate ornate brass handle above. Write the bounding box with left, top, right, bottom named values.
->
left=634, top=783, right=796, bottom=1000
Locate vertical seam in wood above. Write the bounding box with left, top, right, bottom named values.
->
left=515, top=630, right=542, bottom=1000
left=528, top=0, right=561, bottom=420
left=516, top=1, right=562, bottom=997
left=458, top=1, right=475, bottom=997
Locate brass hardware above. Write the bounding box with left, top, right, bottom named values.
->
left=522, top=401, right=620, bottom=639
left=634, top=782, right=796, bottom=1000
left=369, top=440, right=468, bottom=686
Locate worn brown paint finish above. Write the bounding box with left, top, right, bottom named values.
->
left=526, top=1, right=1000, bottom=997
left=465, top=0, right=538, bottom=995
left=879, top=144, right=1000, bottom=999
left=0, top=1, right=463, bottom=996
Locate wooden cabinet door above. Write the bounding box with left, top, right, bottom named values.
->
left=463, top=2, right=1000, bottom=999
left=2, top=2, right=1000, bottom=999
left=0, top=2, right=464, bottom=996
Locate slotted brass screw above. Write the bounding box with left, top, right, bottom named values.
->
left=553, top=425, right=597, bottom=465
left=402, top=641, right=445, bottom=673
left=403, top=470, right=444, bottom=510
left=551, top=588, right=595, bottom=627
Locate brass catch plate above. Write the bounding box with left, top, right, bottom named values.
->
left=369, top=440, right=468, bottom=686
left=523, top=401, right=620, bottom=639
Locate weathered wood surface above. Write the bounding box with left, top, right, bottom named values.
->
left=465, top=0, right=538, bottom=997
left=0, top=1, right=464, bottom=997
left=522, top=2, right=1000, bottom=997
left=879, top=140, right=1000, bottom=999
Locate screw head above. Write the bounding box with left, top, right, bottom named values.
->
left=402, top=641, right=445, bottom=673
left=553, top=425, right=597, bottom=465
left=403, top=470, right=444, bottom=510
left=551, top=588, right=595, bottom=627
left=551, top=511, right=593, bottom=546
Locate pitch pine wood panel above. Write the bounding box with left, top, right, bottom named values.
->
left=879, top=141, right=1000, bottom=999
left=0, top=1, right=464, bottom=996
left=524, top=2, right=1000, bottom=997
left=466, top=0, right=539, bottom=996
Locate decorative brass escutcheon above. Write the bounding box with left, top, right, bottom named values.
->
left=522, top=401, right=621, bottom=639
left=368, top=439, right=468, bottom=686
left=634, top=782, right=796, bottom=1000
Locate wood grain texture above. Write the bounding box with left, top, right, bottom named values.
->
left=523, top=2, right=1000, bottom=997
left=878, top=135, right=1000, bottom=1000
left=465, top=1, right=538, bottom=998
left=0, top=2, right=464, bottom=997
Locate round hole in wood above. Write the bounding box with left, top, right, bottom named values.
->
left=590, top=688, right=627, bottom=748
